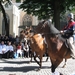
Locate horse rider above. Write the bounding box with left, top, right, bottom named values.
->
left=60, top=13, right=75, bottom=59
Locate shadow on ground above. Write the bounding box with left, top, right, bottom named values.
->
left=0, top=58, right=50, bottom=73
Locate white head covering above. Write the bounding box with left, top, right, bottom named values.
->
left=67, top=13, right=74, bottom=19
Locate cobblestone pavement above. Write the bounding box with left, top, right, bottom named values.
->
left=0, top=57, right=75, bottom=75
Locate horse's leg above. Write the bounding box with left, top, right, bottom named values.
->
left=38, top=55, right=43, bottom=70
left=34, top=55, right=43, bottom=70
left=46, top=55, right=49, bottom=62
left=30, top=52, right=33, bottom=62
left=29, top=55, right=32, bottom=63
left=34, top=55, right=40, bottom=65
left=51, top=58, right=63, bottom=73
left=62, top=59, right=67, bottom=68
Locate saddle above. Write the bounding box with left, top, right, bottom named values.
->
left=50, top=35, right=75, bottom=59
left=50, top=35, right=63, bottom=51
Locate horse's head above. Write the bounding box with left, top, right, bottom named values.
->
left=25, top=26, right=34, bottom=39
left=35, top=20, right=50, bottom=35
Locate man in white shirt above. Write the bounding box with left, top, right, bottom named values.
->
left=6, top=41, right=14, bottom=58
left=0, top=41, right=8, bottom=58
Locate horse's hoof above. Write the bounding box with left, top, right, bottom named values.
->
left=38, top=68, right=41, bottom=71
left=52, top=71, right=63, bottom=75
left=60, top=73, right=63, bottom=75
left=62, top=65, right=65, bottom=68
left=36, top=68, right=40, bottom=71
left=35, top=68, right=41, bottom=71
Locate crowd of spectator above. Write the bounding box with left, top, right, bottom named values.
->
left=0, top=34, right=31, bottom=59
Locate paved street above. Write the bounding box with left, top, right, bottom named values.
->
left=0, top=57, right=75, bottom=75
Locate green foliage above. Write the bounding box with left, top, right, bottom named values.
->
left=0, top=0, right=10, bottom=3
left=19, top=0, right=75, bottom=20
left=0, top=0, right=12, bottom=11
left=16, top=0, right=21, bottom=3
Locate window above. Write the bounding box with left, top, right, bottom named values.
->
left=22, top=14, right=32, bottom=27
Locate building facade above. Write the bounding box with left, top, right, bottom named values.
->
left=0, top=0, right=39, bottom=37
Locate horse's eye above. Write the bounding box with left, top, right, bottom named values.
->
left=30, top=30, right=33, bottom=33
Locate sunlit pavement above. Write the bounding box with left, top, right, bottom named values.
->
left=0, top=57, right=75, bottom=75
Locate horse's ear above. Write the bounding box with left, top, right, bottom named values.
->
left=41, top=33, right=44, bottom=38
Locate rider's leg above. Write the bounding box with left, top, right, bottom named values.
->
left=67, top=36, right=75, bottom=58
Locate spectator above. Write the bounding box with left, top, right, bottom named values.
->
left=12, top=42, right=17, bottom=52
left=4, top=36, right=9, bottom=45
left=16, top=43, right=23, bottom=58
left=0, top=41, right=9, bottom=58
left=15, top=35, right=19, bottom=45
left=11, top=35, right=16, bottom=44
left=12, top=43, right=18, bottom=58
left=1, top=35, right=5, bottom=42
left=23, top=42, right=29, bottom=58
left=24, top=37, right=28, bottom=44
left=6, top=41, right=14, bottom=58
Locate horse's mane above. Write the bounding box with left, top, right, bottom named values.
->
left=34, top=20, right=65, bottom=42
left=44, top=21, right=65, bottom=42
left=34, top=20, right=45, bottom=33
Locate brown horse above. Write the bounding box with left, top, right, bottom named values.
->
left=34, top=20, right=72, bottom=74
left=20, top=27, right=49, bottom=69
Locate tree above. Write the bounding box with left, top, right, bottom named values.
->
left=0, top=0, right=11, bottom=36
left=19, top=0, right=75, bottom=30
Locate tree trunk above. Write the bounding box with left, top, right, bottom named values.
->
left=0, top=1, right=9, bottom=36
left=53, top=1, right=60, bottom=30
